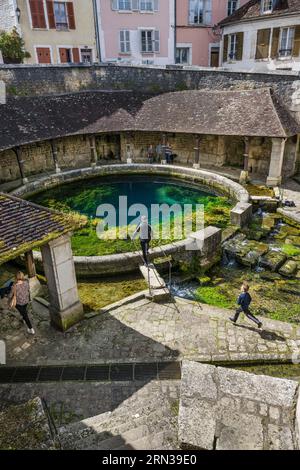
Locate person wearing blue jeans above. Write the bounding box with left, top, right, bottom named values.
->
left=229, top=282, right=262, bottom=328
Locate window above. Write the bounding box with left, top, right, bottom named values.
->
left=261, top=0, right=273, bottom=13
left=227, top=0, right=238, bottom=16
left=54, top=2, right=68, bottom=30
left=223, top=32, right=243, bottom=61
left=228, top=34, right=237, bottom=59
left=279, top=27, right=295, bottom=57
left=188, top=0, right=211, bottom=25
left=176, top=48, right=190, bottom=64
left=120, top=30, right=131, bottom=53
left=81, top=49, right=93, bottom=64
left=118, top=0, right=131, bottom=10
left=140, top=0, right=154, bottom=10
left=141, top=30, right=159, bottom=53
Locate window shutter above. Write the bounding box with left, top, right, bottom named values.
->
left=236, top=31, right=244, bottom=60
left=29, top=0, right=46, bottom=29
left=59, top=48, right=67, bottom=63
left=255, top=28, right=271, bottom=59
left=72, top=48, right=80, bottom=63
left=111, top=0, right=118, bottom=10
left=154, top=0, right=159, bottom=11
left=292, top=25, right=300, bottom=56
left=271, top=27, right=280, bottom=58
left=132, top=0, right=139, bottom=10
left=204, top=0, right=212, bottom=24
left=189, top=0, right=196, bottom=23
left=67, top=2, right=76, bottom=29
left=154, top=30, right=160, bottom=52
left=46, top=1, right=56, bottom=29
left=223, top=34, right=228, bottom=62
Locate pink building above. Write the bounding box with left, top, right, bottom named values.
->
left=176, top=0, right=248, bottom=66
left=97, top=0, right=175, bottom=65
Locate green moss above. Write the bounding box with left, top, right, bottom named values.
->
left=195, top=286, right=236, bottom=309
left=78, top=277, right=148, bottom=312
left=281, top=244, right=300, bottom=257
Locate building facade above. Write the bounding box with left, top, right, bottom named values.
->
left=175, top=0, right=248, bottom=67
left=219, top=0, right=300, bottom=72
left=0, top=0, right=97, bottom=64
left=96, top=0, right=175, bottom=65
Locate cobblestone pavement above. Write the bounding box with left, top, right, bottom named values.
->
left=1, top=297, right=300, bottom=366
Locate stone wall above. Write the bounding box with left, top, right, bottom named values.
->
left=0, top=135, right=93, bottom=184
left=0, top=65, right=299, bottom=109
left=0, top=131, right=273, bottom=185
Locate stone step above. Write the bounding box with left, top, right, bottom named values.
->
left=139, top=264, right=166, bottom=290
left=59, top=397, right=171, bottom=448
left=117, top=430, right=177, bottom=451
left=145, top=288, right=171, bottom=302
left=61, top=408, right=177, bottom=450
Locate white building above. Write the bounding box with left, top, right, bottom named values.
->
left=219, top=0, right=300, bottom=72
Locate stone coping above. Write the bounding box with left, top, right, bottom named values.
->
left=11, top=164, right=249, bottom=276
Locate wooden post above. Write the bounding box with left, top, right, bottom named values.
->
left=161, top=133, right=167, bottom=164
left=193, top=135, right=201, bottom=169
left=13, top=147, right=28, bottom=184
left=50, top=140, right=61, bottom=173
left=25, top=250, right=36, bottom=278
left=89, top=136, right=97, bottom=167
left=239, top=137, right=250, bottom=184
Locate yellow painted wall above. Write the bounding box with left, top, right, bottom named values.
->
left=18, top=0, right=96, bottom=63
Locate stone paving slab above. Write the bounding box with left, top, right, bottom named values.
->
left=1, top=297, right=300, bottom=366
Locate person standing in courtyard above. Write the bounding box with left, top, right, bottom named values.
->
left=164, top=142, right=172, bottom=164
left=10, top=271, right=35, bottom=335
left=229, top=282, right=262, bottom=329
left=132, top=215, right=153, bottom=266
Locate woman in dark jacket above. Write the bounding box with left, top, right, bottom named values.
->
left=229, top=282, right=262, bottom=328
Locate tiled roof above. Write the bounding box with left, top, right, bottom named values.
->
left=0, top=89, right=298, bottom=153
left=0, top=193, right=82, bottom=264
left=219, top=0, right=300, bottom=27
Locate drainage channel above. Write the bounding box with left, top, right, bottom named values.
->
left=0, top=362, right=182, bottom=384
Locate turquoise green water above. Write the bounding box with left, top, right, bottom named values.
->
left=29, top=176, right=231, bottom=256
left=30, top=176, right=222, bottom=225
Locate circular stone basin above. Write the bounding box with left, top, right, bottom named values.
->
left=29, top=174, right=233, bottom=256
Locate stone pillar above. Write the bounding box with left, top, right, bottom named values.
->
left=50, top=140, right=61, bottom=173
left=267, top=138, right=286, bottom=186
left=25, top=250, right=41, bottom=298
left=41, top=234, right=84, bottom=331
left=216, top=136, right=226, bottom=166
left=14, top=147, right=28, bottom=184
left=193, top=135, right=201, bottom=169
left=239, top=137, right=250, bottom=184
left=89, top=136, right=97, bottom=167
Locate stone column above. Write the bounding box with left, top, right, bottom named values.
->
left=25, top=250, right=41, bottom=298
left=89, top=136, right=97, bottom=167
left=239, top=137, right=250, bottom=184
left=50, top=140, right=61, bottom=173
left=14, top=147, right=28, bottom=184
left=41, top=234, right=84, bottom=331
left=193, top=135, right=201, bottom=169
left=267, top=138, right=286, bottom=186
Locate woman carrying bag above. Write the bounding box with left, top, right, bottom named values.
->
left=10, top=271, right=35, bottom=335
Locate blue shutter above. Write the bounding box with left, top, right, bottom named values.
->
left=204, top=0, right=212, bottom=24
left=154, top=0, right=159, bottom=11
left=154, top=30, right=160, bottom=52
left=111, top=0, right=118, bottom=10
left=132, top=0, right=139, bottom=10
left=189, top=0, right=196, bottom=24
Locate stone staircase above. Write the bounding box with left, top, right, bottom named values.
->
left=58, top=386, right=179, bottom=450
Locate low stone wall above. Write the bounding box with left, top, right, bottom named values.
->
left=12, top=164, right=249, bottom=277
left=178, top=360, right=299, bottom=450
left=12, top=163, right=250, bottom=203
